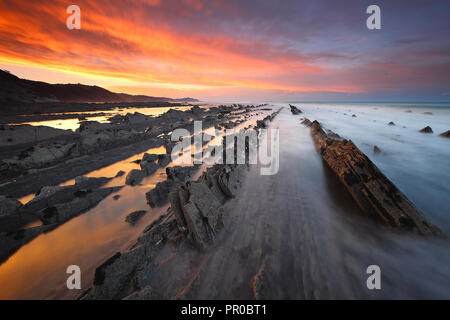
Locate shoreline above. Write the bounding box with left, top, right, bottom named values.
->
left=0, top=103, right=449, bottom=299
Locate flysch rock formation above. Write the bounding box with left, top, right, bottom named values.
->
left=306, top=119, right=445, bottom=237
left=0, top=176, right=121, bottom=263
left=439, top=130, right=450, bottom=138
left=80, top=108, right=282, bottom=300
left=289, top=104, right=302, bottom=115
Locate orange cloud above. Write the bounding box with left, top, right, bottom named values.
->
left=0, top=0, right=378, bottom=99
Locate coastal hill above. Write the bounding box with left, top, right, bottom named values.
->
left=0, top=70, right=198, bottom=104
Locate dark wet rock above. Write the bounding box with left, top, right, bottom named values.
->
left=3, top=142, right=77, bottom=169
left=198, top=166, right=227, bottom=204
left=83, top=219, right=178, bottom=300
left=125, top=169, right=145, bottom=186
left=166, top=166, right=198, bottom=182
left=326, top=130, right=340, bottom=139
left=388, top=121, right=395, bottom=126
left=81, top=108, right=282, bottom=299
left=116, top=170, right=125, bottom=177
left=0, top=176, right=110, bottom=234
left=255, top=108, right=283, bottom=129
left=141, top=162, right=158, bottom=175
left=405, top=110, right=412, bottom=113
left=125, top=210, right=147, bottom=225
left=117, top=112, right=152, bottom=124
left=157, top=154, right=171, bottom=167
left=0, top=195, right=22, bottom=217
left=217, top=165, right=245, bottom=198
left=0, top=124, right=73, bottom=147
left=0, top=224, right=56, bottom=263
left=113, top=195, right=121, bottom=200
left=142, top=153, right=158, bottom=163
left=419, top=126, right=433, bottom=134
left=25, top=176, right=111, bottom=213
left=39, top=187, right=121, bottom=225
left=137, top=219, right=178, bottom=246
left=439, top=130, right=450, bottom=138
left=256, top=119, right=267, bottom=129
left=168, top=187, right=188, bottom=229
left=190, top=106, right=204, bottom=115
left=373, top=145, right=381, bottom=153
left=146, top=180, right=171, bottom=207
left=423, top=112, right=433, bottom=115
left=352, top=114, right=356, bottom=117
left=301, top=118, right=312, bottom=127
left=289, top=104, right=302, bottom=115
left=74, top=176, right=111, bottom=189
left=181, top=181, right=224, bottom=248
left=168, top=164, right=245, bottom=248
left=26, top=186, right=77, bottom=212
left=79, top=121, right=113, bottom=132
left=310, top=120, right=445, bottom=237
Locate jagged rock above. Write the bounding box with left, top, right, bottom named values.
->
left=217, top=165, right=245, bottom=198
left=199, top=166, right=227, bottom=203
left=168, top=164, right=245, bottom=248
left=142, top=153, right=159, bottom=163
left=256, top=108, right=283, bottom=129
left=310, top=120, right=444, bottom=237
left=168, top=187, right=188, bottom=228
left=125, top=169, right=145, bottom=186
left=146, top=180, right=171, bottom=207
left=0, top=195, right=22, bottom=217
left=166, top=166, right=198, bottom=182
left=439, top=130, right=450, bottom=138
left=40, top=187, right=120, bottom=225
left=301, top=118, right=312, bottom=127
left=190, top=106, right=203, bottom=115
left=4, top=143, right=77, bottom=169
left=79, top=121, right=113, bottom=132
left=157, top=154, right=171, bottom=167
left=137, top=219, right=178, bottom=246
left=26, top=185, right=76, bottom=212
left=25, top=176, right=111, bottom=211
left=419, top=126, right=433, bottom=133
left=289, top=104, right=302, bottom=115
left=0, top=224, right=55, bottom=263
left=388, top=121, right=395, bottom=126
left=74, top=176, right=111, bottom=189
left=0, top=124, right=72, bottom=147
left=125, top=210, right=147, bottom=225
left=327, top=130, right=341, bottom=139
left=84, top=219, right=178, bottom=300
left=373, top=145, right=381, bottom=153
left=256, top=119, right=267, bottom=129
left=181, top=181, right=224, bottom=248
left=141, top=162, right=158, bottom=175
left=116, top=170, right=125, bottom=177
left=2, top=176, right=111, bottom=231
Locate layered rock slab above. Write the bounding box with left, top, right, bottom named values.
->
left=310, top=120, right=445, bottom=237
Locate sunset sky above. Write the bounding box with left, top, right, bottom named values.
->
left=0, top=0, right=449, bottom=102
